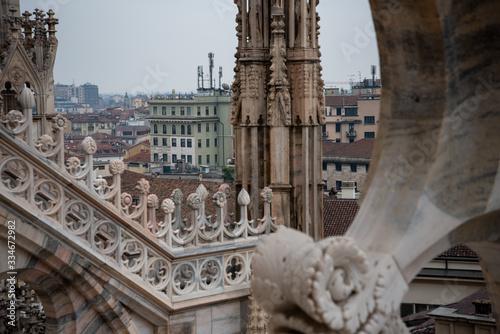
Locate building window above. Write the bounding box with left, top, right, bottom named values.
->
left=364, top=132, right=375, bottom=138
left=214, top=106, right=217, bottom=115
left=336, top=180, right=342, bottom=190
left=214, top=123, right=218, bottom=132
left=364, top=116, right=375, bottom=124
left=214, top=138, right=218, bottom=147
left=180, top=107, right=185, bottom=115
left=336, top=163, right=341, bottom=171
left=206, top=123, right=210, bottom=132
left=335, top=123, right=341, bottom=133
left=153, top=124, right=158, bottom=134
left=206, top=155, right=210, bottom=164
left=350, top=163, right=357, bottom=172
left=162, top=138, right=167, bottom=146
left=345, top=107, right=358, bottom=116
left=172, top=154, right=177, bottom=162
left=187, top=139, right=192, bottom=147
left=206, top=139, right=210, bottom=147
left=172, top=125, right=176, bottom=134
left=162, top=154, right=168, bottom=162
left=349, top=138, right=354, bottom=143
left=181, top=154, right=186, bottom=161
left=215, top=154, right=218, bottom=164
left=153, top=137, right=158, bottom=145
left=181, top=139, right=186, bottom=147
left=205, top=106, right=209, bottom=115
left=187, top=107, right=192, bottom=115
left=198, top=139, right=202, bottom=148
left=197, top=107, right=201, bottom=116
left=162, top=106, right=166, bottom=115
left=198, top=155, right=202, bottom=164
left=336, top=107, right=341, bottom=116
left=187, top=125, right=192, bottom=135
left=181, top=125, right=185, bottom=135
left=153, top=106, right=157, bottom=115
left=187, top=155, right=192, bottom=163
left=322, top=162, right=328, bottom=170
left=198, top=124, right=201, bottom=132
left=154, top=153, right=159, bottom=161
left=335, top=138, right=341, bottom=143
left=171, top=107, right=176, bottom=115
left=172, top=138, right=177, bottom=147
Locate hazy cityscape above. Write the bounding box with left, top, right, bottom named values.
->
left=1, top=1, right=498, bottom=334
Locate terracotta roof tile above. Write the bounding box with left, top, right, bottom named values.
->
left=124, top=152, right=151, bottom=163
left=439, top=244, right=477, bottom=258
left=323, top=138, right=375, bottom=159
left=119, top=170, right=236, bottom=219
left=325, top=95, right=359, bottom=107
left=323, top=199, right=359, bottom=237
left=322, top=198, right=477, bottom=259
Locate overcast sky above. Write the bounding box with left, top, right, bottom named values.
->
left=20, top=0, right=379, bottom=95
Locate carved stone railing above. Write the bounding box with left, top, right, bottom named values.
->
left=0, top=88, right=279, bottom=304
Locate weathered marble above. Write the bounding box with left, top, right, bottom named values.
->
left=251, top=0, right=500, bottom=332
left=233, top=0, right=324, bottom=239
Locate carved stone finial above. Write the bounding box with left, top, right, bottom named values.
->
left=19, top=87, right=35, bottom=110
left=213, top=192, right=227, bottom=208
left=109, top=160, right=125, bottom=175
left=260, top=187, right=273, bottom=203
left=136, top=178, right=150, bottom=195
left=147, top=194, right=159, bottom=209
left=237, top=189, right=251, bottom=206
left=251, top=228, right=408, bottom=333
left=161, top=198, right=175, bottom=214
left=51, top=114, right=67, bottom=131
left=171, top=189, right=183, bottom=205
left=187, top=193, right=202, bottom=210
left=81, top=137, right=97, bottom=155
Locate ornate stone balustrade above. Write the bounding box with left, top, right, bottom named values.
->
left=0, top=88, right=279, bottom=304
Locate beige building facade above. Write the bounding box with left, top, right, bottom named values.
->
left=323, top=95, right=380, bottom=143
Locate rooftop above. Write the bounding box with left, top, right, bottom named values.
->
left=323, top=138, right=375, bottom=159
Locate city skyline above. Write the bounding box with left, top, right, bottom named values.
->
left=20, top=0, right=379, bottom=95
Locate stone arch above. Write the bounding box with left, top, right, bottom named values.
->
left=349, top=0, right=500, bottom=319
left=0, top=269, right=77, bottom=333
left=0, top=209, right=139, bottom=333
left=251, top=0, right=500, bottom=330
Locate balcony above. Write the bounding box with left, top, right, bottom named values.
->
left=346, top=130, right=357, bottom=138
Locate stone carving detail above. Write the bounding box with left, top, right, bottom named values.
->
left=0, top=134, right=269, bottom=304
left=81, top=137, right=97, bottom=155
left=109, top=160, right=125, bottom=175
left=173, top=262, right=197, bottom=295
left=64, top=200, right=92, bottom=236
left=0, top=157, right=31, bottom=192
left=34, top=134, right=56, bottom=154
left=33, top=180, right=62, bottom=216
left=247, top=293, right=269, bottom=334
left=267, top=9, right=291, bottom=127
left=93, top=220, right=119, bottom=255
left=224, top=254, right=247, bottom=285
left=147, top=258, right=171, bottom=291
left=247, top=64, right=260, bottom=99
left=251, top=228, right=408, bottom=333
left=121, top=237, right=146, bottom=274
left=200, top=258, right=222, bottom=290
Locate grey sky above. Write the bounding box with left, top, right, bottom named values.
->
left=20, top=0, right=379, bottom=94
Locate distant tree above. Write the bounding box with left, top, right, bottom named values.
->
left=222, top=167, right=234, bottom=181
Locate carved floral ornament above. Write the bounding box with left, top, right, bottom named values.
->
left=109, top=159, right=125, bottom=175
left=251, top=229, right=408, bottom=334
left=81, top=136, right=97, bottom=155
